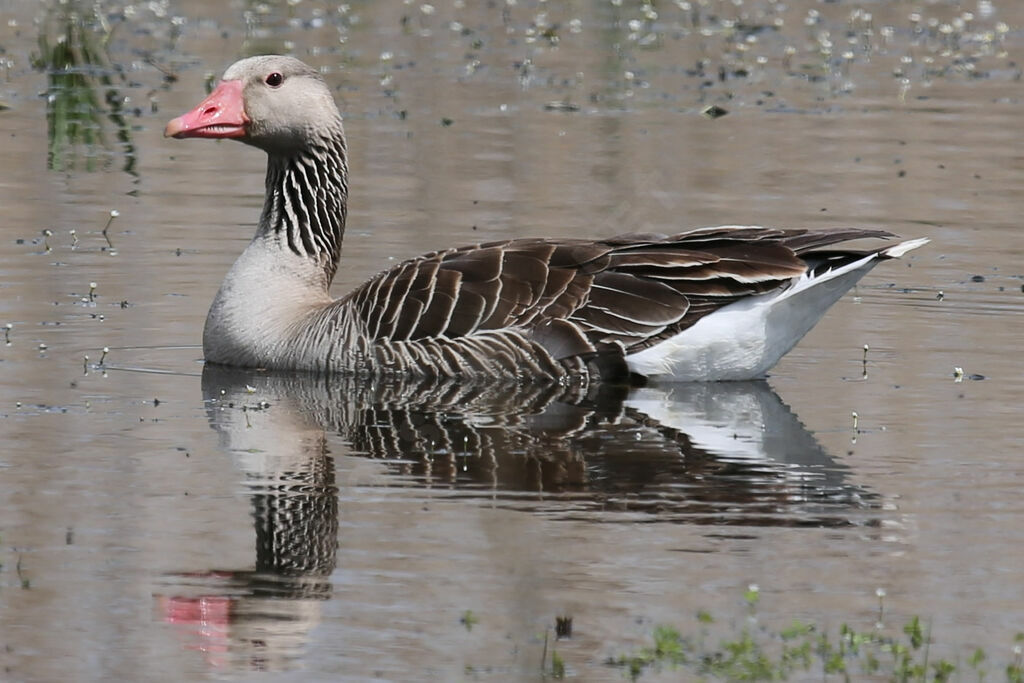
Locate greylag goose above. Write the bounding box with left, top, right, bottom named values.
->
left=165, top=55, right=927, bottom=383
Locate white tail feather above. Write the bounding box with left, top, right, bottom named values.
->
left=883, top=237, right=930, bottom=259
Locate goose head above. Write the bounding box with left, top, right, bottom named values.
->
left=164, top=55, right=343, bottom=154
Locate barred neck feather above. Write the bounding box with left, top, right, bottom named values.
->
left=260, top=126, right=349, bottom=284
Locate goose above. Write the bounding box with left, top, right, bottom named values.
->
left=165, top=55, right=927, bottom=383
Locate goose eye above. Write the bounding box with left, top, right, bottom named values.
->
left=265, top=72, right=283, bottom=87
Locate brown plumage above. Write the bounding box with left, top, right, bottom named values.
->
left=343, top=227, right=892, bottom=363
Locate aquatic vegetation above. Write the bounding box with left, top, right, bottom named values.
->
left=460, top=609, right=479, bottom=631
left=549, top=649, right=565, bottom=679
left=30, top=1, right=136, bottom=172
left=607, top=590, right=1024, bottom=681
left=27, top=0, right=180, bottom=174
left=540, top=623, right=569, bottom=680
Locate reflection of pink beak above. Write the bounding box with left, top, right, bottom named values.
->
left=164, top=80, right=249, bottom=139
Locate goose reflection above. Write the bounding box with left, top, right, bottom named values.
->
left=201, top=367, right=872, bottom=522
left=159, top=366, right=876, bottom=670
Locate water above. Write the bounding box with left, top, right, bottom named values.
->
left=2, top=0, right=1023, bottom=679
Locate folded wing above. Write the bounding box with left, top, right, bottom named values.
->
left=343, top=227, right=896, bottom=367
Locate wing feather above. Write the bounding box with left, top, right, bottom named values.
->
left=413, top=268, right=461, bottom=338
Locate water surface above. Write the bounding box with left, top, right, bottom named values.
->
left=2, top=0, right=1023, bottom=679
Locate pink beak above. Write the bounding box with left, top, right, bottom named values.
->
left=164, top=80, right=249, bottom=139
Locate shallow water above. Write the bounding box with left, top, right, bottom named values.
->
left=2, top=0, right=1024, bottom=680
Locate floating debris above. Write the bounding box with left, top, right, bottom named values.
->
left=544, top=101, right=580, bottom=112
left=144, top=57, right=178, bottom=84
left=701, top=104, right=729, bottom=119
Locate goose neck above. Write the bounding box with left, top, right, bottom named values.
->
left=259, top=131, right=349, bottom=285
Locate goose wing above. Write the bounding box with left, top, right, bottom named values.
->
left=344, top=226, right=895, bottom=362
